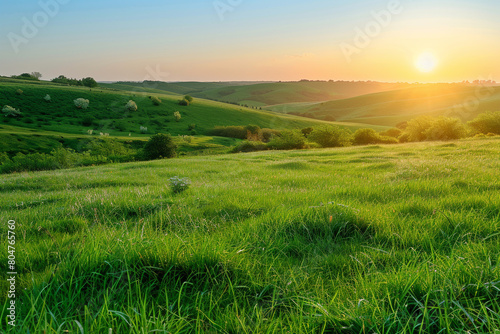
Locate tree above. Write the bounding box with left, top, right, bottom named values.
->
left=2, top=105, right=22, bottom=117
left=174, top=111, right=181, bottom=122
left=468, top=111, right=500, bottom=135
left=353, top=128, right=381, bottom=145
left=423, top=117, right=467, bottom=141
left=74, top=98, right=90, bottom=109
left=309, top=125, right=352, bottom=147
left=82, top=77, right=98, bottom=88
left=125, top=100, right=138, bottom=111
left=143, top=133, right=177, bottom=160
left=184, top=95, right=193, bottom=103
left=403, top=116, right=433, bottom=142
left=31, top=72, right=42, bottom=79
left=151, top=96, right=162, bottom=106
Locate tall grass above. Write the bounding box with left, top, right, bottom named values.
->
left=1, top=138, right=499, bottom=333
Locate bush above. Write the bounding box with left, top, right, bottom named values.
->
left=184, top=95, right=193, bottom=103
left=423, top=117, right=467, bottom=141
left=301, top=127, right=314, bottom=137
left=85, top=138, right=133, bottom=157
left=353, top=128, right=381, bottom=145
left=74, top=98, right=90, bottom=109
left=468, top=111, right=500, bottom=135
left=81, top=77, right=98, bottom=88
left=140, top=126, right=148, bottom=134
left=188, top=124, right=196, bottom=131
left=259, top=128, right=281, bottom=143
left=179, top=99, right=189, bottom=106
left=44, top=94, right=51, bottom=102
left=0, top=152, right=57, bottom=173
left=169, top=176, right=191, bottom=194
left=143, top=133, right=177, bottom=160
left=402, top=116, right=433, bottom=142
left=151, top=96, right=162, bottom=106
left=125, top=100, right=138, bottom=111
left=268, top=130, right=306, bottom=150
left=2, top=105, right=22, bottom=117
left=231, top=140, right=268, bottom=153
left=174, top=111, right=181, bottom=122
left=379, top=128, right=402, bottom=138
left=209, top=126, right=247, bottom=139
left=16, top=89, right=23, bottom=95
left=309, top=125, right=352, bottom=147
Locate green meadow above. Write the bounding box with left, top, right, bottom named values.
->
left=1, top=138, right=499, bottom=333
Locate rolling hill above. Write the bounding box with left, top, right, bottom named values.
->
left=0, top=78, right=354, bottom=140
left=104, top=80, right=415, bottom=107
left=265, top=84, right=500, bottom=127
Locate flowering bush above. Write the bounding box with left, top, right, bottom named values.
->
left=2, top=105, right=22, bottom=117
left=74, top=98, right=90, bottom=109
left=174, top=111, right=181, bottom=122
left=44, top=94, right=51, bottom=102
left=125, top=100, right=138, bottom=111
left=169, top=176, right=191, bottom=194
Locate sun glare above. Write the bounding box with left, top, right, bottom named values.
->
left=415, top=53, right=438, bottom=73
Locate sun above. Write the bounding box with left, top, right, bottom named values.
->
left=415, top=52, right=438, bottom=73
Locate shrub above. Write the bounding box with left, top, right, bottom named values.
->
left=16, top=89, right=23, bottom=95
left=353, top=128, right=381, bottom=145
left=423, top=117, right=467, bottom=141
left=188, top=124, right=196, bottom=131
left=379, top=128, right=402, bottom=138
left=85, top=138, right=133, bottom=157
left=403, top=116, right=433, bottom=142
left=259, top=128, right=281, bottom=142
left=179, top=99, right=189, bottom=106
left=231, top=140, right=268, bottom=153
left=125, top=100, right=138, bottom=111
left=468, top=111, right=500, bottom=135
left=2, top=105, right=22, bottom=117
left=44, top=94, right=51, bottom=102
left=74, top=98, right=90, bottom=109
left=174, top=111, right=181, bottom=122
left=184, top=95, right=193, bottom=103
left=309, top=125, right=352, bottom=147
left=143, top=133, right=177, bottom=160
left=209, top=126, right=247, bottom=139
left=301, top=127, right=314, bottom=137
left=140, top=126, right=148, bottom=134
left=268, top=130, right=306, bottom=150
left=151, top=96, right=162, bottom=106
left=169, top=176, right=191, bottom=194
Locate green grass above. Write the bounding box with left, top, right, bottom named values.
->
left=0, top=79, right=342, bottom=139
left=265, top=84, right=500, bottom=126
left=1, top=137, right=499, bottom=333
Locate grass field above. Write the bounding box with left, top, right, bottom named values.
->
left=1, top=137, right=499, bottom=333
left=110, top=81, right=414, bottom=108
left=0, top=79, right=343, bottom=139
left=265, top=84, right=500, bottom=126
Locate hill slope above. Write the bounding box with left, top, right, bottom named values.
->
left=0, top=79, right=353, bottom=138
left=265, top=84, right=500, bottom=126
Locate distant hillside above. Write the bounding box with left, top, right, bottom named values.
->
left=103, top=80, right=414, bottom=107
left=0, top=79, right=366, bottom=140
left=265, top=84, right=500, bottom=127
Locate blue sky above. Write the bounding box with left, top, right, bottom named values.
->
left=1, top=0, right=499, bottom=82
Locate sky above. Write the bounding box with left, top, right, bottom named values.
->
left=1, top=0, right=499, bottom=82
